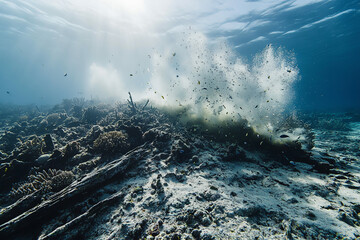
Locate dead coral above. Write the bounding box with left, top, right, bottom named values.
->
left=63, top=141, right=81, bottom=159
left=10, top=169, right=75, bottom=198
left=93, top=131, right=129, bottom=155
left=82, top=106, right=103, bottom=124
left=16, top=135, right=44, bottom=162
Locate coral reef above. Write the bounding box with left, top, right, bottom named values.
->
left=0, top=100, right=358, bottom=239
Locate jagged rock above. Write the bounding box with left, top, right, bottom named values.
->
left=42, top=134, right=54, bottom=152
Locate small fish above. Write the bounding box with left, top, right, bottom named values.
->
left=260, top=141, right=263, bottom=146
left=130, top=74, right=133, bottom=76
left=267, top=100, right=269, bottom=103
left=6, top=91, right=10, bottom=94
left=268, top=76, right=270, bottom=79
left=280, top=134, right=290, bottom=138
left=246, top=133, right=248, bottom=137
left=202, top=88, right=207, bottom=90
left=176, top=75, right=179, bottom=77
left=287, top=69, right=291, bottom=73
left=64, top=73, right=67, bottom=77
left=255, top=105, right=258, bottom=108
left=173, top=53, right=176, bottom=56
left=198, top=80, right=200, bottom=85
left=161, top=96, right=164, bottom=99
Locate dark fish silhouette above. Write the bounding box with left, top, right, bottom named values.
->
left=64, top=73, right=67, bottom=77
left=280, top=134, right=290, bottom=138
left=6, top=91, right=10, bottom=94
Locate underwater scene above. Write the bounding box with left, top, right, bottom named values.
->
left=0, top=0, right=359, bottom=239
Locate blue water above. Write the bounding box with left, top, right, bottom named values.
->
left=0, top=0, right=359, bottom=111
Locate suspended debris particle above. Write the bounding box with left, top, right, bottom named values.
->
left=287, top=69, right=291, bottom=73
left=268, top=76, right=270, bottom=79
left=255, top=105, right=258, bottom=108
left=198, top=80, right=200, bottom=85
left=176, top=75, right=179, bottom=77
left=130, top=74, right=133, bottom=76
left=280, top=134, right=290, bottom=138
left=161, top=96, right=164, bottom=99
left=64, top=73, right=67, bottom=77
left=173, top=53, right=176, bottom=56
left=260, top=141, right=263, bottom=146
left=267, top=100, right=269, bottom=103
left=246, top=133, right=248, bottom=137
left=6, top=91, right=10, bottom=94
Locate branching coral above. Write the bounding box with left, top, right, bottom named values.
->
left=10, top=169, right=75, bottom=198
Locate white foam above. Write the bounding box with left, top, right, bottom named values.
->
left=146, top=32, right=299, bottom=135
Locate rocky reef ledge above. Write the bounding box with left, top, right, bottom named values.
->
left=0, top=98, right=359, bottom=239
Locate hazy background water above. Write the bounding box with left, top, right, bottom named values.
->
left=0, top=0, right=359, bottom=111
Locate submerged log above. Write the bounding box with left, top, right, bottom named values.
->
left=0, top=143, right=149, bottom=238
